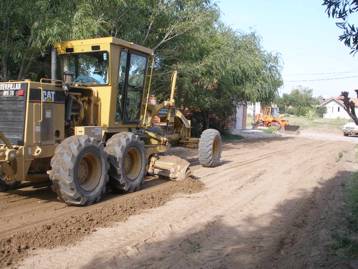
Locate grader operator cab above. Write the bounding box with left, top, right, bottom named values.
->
left=0, top=37, right=222, bottom=205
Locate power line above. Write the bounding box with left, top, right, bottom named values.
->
left=286, top=75, right=358, bottom=83
left=286, top=70, right=356, bottom=76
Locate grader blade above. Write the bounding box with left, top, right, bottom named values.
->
left=284, top=125, right=300, bottom=132
left=148, top=155, right=191, bottom=181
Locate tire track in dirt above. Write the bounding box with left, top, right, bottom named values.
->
left=181, top=140, right=349, bottom=269
left=218, top=141, right=352, bottom=268
left=17, top=137, right=352, bottom=269
left=0, top=179, right=203, bottom=268
left=204, top=140, right=333, bottom=212
left=198, top=140, right=329, bottom=184
left=0, top=138, right=302, bottom=268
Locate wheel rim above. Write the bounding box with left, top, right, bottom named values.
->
left=124, top=147, right=142, bottom=181
left=212, top=136, right=221, bottom=160
left=77, top=152, right=102, bottom=192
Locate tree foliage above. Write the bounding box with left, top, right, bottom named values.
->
left=276, top=87, right=319, bottom=116
left=0, top=0, right=283, bottom=131
left=323, top=0, right=358, bottom=53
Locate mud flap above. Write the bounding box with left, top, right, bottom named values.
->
left=148, top=155, right=191, bottom=181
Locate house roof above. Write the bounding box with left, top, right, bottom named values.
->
left=320, top=96, right=358, bottom=108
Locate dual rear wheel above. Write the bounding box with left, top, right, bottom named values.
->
left=49, top=133, right=146, bottom=206
left=49, top=129, right=222, bottom=206
left=104, top=133, right=146, bottom=193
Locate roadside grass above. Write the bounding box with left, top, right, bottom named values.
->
left=262, top=126, right=280, bottom=134
left=346, top=177, right=358, bottom=238
left=333, top=161, right=358, bottom=259
left=332, top=173, right=358, bottom=258
left=285, top=115, right=349, bottom=132
left=246, top=115, right=254, bottom=128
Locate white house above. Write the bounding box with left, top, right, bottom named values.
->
left=320, top=97, right=358, bottom=119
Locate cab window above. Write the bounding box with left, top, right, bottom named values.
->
left=61, top=51, right=109, bottom=85
left=116, top=50, right=148, bottom=123
left=116, top=50, right=128, bottom=122
left=126, top=54, right=147, bottom=122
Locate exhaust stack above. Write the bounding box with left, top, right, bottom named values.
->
left=51, top=48, right=57, bottom=81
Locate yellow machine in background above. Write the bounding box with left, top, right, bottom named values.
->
left=254, top=105, right=299, bottom=132
left=0, top=37, right=222, bottom=205
left=254, top=106, right=289, bottom=129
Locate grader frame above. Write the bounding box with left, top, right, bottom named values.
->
left=0, top=37, right=222, bottom=205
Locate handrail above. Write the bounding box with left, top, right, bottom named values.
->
left=40, top=78, right=63, bottom=86
left=142, top=57, right=155, bottom=127
left=40, top=88, right=43, bottom=122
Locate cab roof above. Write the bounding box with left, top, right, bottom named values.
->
left=55, top=36, right=154, bottom=56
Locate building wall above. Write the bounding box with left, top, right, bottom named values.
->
left=235, top=104, right=247, bottom=129
left=247, top=102, right=261, bottom=116
left=228, top=103, right=247, bottom=131
left=323, top=101, right=353, bottom=119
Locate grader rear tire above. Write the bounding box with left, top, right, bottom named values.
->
left=105, top=132, right=146, bottom=192
left=198, top=129, right=222, bottom=167
left=49, top=135, right=109, bottom=206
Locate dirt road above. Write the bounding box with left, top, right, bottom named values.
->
left=285, top=129, right=358, bottom=144
left=1, top=136, right=356, bottom=268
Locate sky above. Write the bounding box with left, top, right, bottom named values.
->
left=218, top=0, right=358, bottom=98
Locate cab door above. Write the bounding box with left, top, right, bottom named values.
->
left=116, top=49, right=148, bottom=124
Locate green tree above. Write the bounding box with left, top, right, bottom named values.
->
left=277, top=87, right=318, bottom=116
left=315, top=106, right=327, bottom=118
left=0, top=0, right=283, bottom=132
left=323, top=0, right=358, bottom=53
left=0, top=0, right=108, bottom=80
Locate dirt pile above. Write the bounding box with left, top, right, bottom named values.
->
left=0, top=178, right=203, bottom=268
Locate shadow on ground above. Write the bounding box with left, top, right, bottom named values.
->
left=80, top=170, right=352, bottom=269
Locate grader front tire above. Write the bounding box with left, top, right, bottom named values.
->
left=198, top=129, right=222, bottom=167
left=49, top=135, right=109, bottom=206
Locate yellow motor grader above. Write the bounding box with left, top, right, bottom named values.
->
left=254, top=105, right=300, bottom=132
left=0, top=37, right=222, bottom=205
